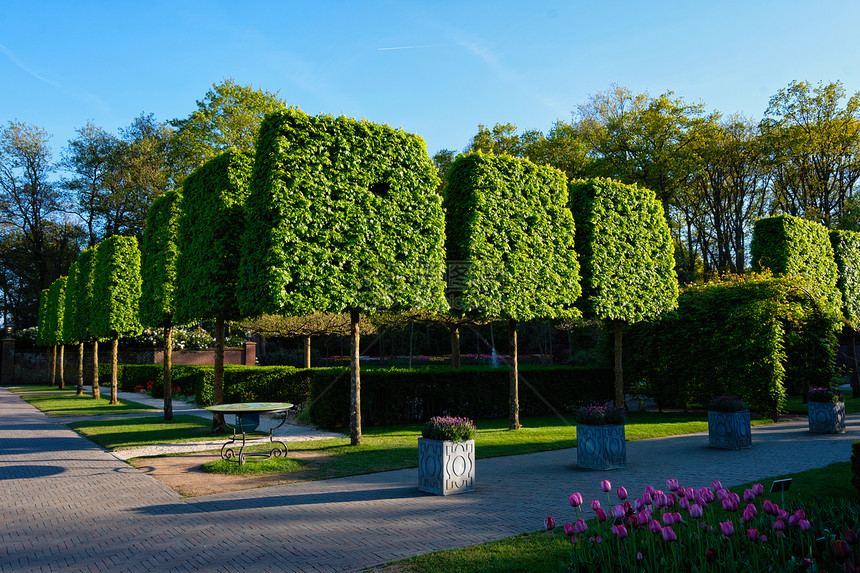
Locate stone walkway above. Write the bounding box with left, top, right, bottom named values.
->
left=1, top=385, right=858, bottom=572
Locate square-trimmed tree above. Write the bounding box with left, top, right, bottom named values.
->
left=569, top=178, right=679, bottom=407
left=92, top=235, right=142, bottom=404
left=830, top=229, right=860, bottom=393
left=140, top=189, right=182, bottom=420
left=45, top=277, right=67, bottom=388
left=73, top=246, right=101, bottom=398
left=175, top=150, right=252, bottom=433
left=239, top=109, right=447, bottom=445
left=62, top=262, right=85, bottom=396
left=443, top=152, right=581, bottom=429
left=36, top=288, right=50, bottom=379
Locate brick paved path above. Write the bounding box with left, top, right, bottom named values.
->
left=1, top=386, right=857, bottom=572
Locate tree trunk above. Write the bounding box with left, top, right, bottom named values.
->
left=57, top=344, right=65, bottom=389
left=509, top=319, right=521, bottom=430
left=212, top=317, right=227, bottom=433
left=110, top=334, right=119, bottom=404
left=92, top=339, right=100, bottom=400
left=76, top=342, right=84, bottom=396
left=163, top=324, right=173, bottom=421
left=451, top=325, right=461, bottom=369
left=303, top=335, right=312, bottom=369
left=50, top=345, right=57, bottom=386
left=349, top=308, right=362, bottom=446
left=614, top=320, right=625, bottom=409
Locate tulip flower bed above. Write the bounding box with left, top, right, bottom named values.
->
left=548, top=478, right=860, bottom=572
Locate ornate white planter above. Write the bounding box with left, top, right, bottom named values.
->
left=708, top=410, right=752, bottom=449
left=576, top=424, right=626, bottom=470
left=418, top=438, right=475, bottom=495
left=808, top=401, right=846, bottom=433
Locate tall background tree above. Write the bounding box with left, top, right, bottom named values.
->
left=239, top=109, right=447, bottom=446
left=44, top=276, right=67, bottom=388
left=169, top=79, right=287, bottom=181
left=444, top=152, right=581, bottom=428
left=175, top=150, right=252, bottom=432
left=140, top=189, right=182, bottom=420
left=92, top=236, right=142, bottom=404
left=62, top=261, right=84, bottom=395
left=74, top=246, right=100, bottom=398
left=570, top=178, right=679, bottom=407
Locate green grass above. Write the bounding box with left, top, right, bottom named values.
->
left=201, top=456, right=308, bottom=475
left=4, top=384, right=67, bottom=393
left=375, top=462, right=858, bottom=573
left=21, top=392, right=158, bottom=417
left=67, top=415, right=222, bottom=449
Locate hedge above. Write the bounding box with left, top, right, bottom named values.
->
left=443, top=152, right=580, bottom=321
left=307, top=366, right=614, bottom=429
left=624, top=273, right=839, bottom=420
left=92, top=235, right=142, bottom=339
left=44, top=277, right=67, bottom=346
left=140, top=189, right=182, bottom=328
left=830, top=229, right=860, bottom=325
left=750, top=215, right=841, bottom=316
left=853, top=441, right=860, bottom=495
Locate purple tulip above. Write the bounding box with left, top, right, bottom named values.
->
left=569, top=492, right=583, bottom=507
left=612, top=504, right=626, bottom=520
left=637, top=510, right=651, bottom=527
left=743, top=504, right=757, bottom=523
left=679, top=497, right=690, bottom=510
left=617, top=486, right=628, bottom=500
left=719, top=521, right=734, bottom=537
left=644, top=485, right=655, bottom=496
left=763, top=499, right=775, bottom=515
left=716, top=489, right=729, bottom=501
left=595, top=508, right=607, bottom=523
left=544, top=516, right=556, bottom=530
left=673, top=512, right=683, bottom=524
left=634, top=498, right=645, bottom=511
left=595, top=535, right=603, bottom=544
left=564, top=522, right=575, bottom=536
left=601, top=480, right=611, bottom=493
left=650, top=519, right=662, bottom=534
left=570, top=536, right=578, bottom=545
left=721, top=498, right=738, bottom=512
left=591, top=499, right=601, bottom=511
left=642, top=492, right=652, bottom=506
left=712, top=480, right=723, bottom=491
left=636, top=552, right=643, bottom=561
left=752, top=483, right=764, bottom=496
left=661, top=526, right=678, bottom=542
left=833, top=539, right=851, bottom=560
left=730, top=492, right=741, bottom=505
left=666, top=478, right=679, bottom=491
left=575, top=519, right=588, bottom=534
left=689, top=503, right=703, bottom=519
left=662, top=512, right=675, bottom=525
left=799, top=519, right=811, bottom=531
left=845, top=529, right=859, bottom=546
left=744, top=489, right=756, bottom=503
left=747, top=528, right=760, bottom=542
left=611, top=524, right=629, bottom=539
left=772, top=520, right=785, bottom=531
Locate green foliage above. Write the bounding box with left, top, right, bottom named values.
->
left=92, top=235, right=142, bottom=338
left=443, top=152, right=581, bottom=321
left=61, top=262, right=80, bottom=344
left=569, top=178, right=678, bottom=322
left=625, top=273, right=840, bottom=419
left=69, top=246, right=96, bottom=342
left=750, top=215, right=841, bottom=315
left=830, top=229, right=860, bottom=325
left=36, top=289, right=49, bottom=345
left=175, top=150, right=252, bottom=323
left=239, top=109, right=446, bottom=317
left=308, top=366, right=613, bottom=429
left=853, top=441, right=860, bottom=495
left=140, top=189, right=182, bottom=327
left=44, top=277, right=66, bottom=345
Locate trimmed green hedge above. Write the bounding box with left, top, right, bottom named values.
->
left=624, top=273, right=839, bottom=420
left=307, top=366, right=613, bottom=429
left=44, top=277, right=67, bottom=345
left=750, top=215, right=841, bottom=316
left=140, top=189, right=182, bottom=328
left=92, top=235, right=142, bottom=339
left=443, top=152, right=580, bottom=321
left=853, top=441, right=860, bottom=495
left=830, top=229, right=860, bottom=325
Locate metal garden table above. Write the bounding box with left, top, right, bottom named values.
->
left=206, top=402, right=293, bottom=465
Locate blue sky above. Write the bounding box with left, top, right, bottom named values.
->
left=2, top=0, right=860, bottom=164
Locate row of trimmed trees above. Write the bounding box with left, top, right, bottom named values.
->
left=39, top=107, right=680, bottom=443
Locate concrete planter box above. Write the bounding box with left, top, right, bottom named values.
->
left=708, top=410, right=752, bottom=449
left=808, top=401, right=846, bottom=434
left=576, top=424, right=626, bottom=470
left=418, top=438, right=475, bottom=495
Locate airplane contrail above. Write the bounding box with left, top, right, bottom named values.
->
left=377, top=45, right=435, bottom=51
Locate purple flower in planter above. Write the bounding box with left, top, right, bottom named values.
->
left=544, top=516, right=556, bottom=530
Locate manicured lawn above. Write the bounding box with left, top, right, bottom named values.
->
left=374, top=462, right=857, bottom=573
left=5, top=384, right=66, bottom=393
left=68, top=415, right=221, bottom=449
left=21, top=392, right=158, bottom=417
